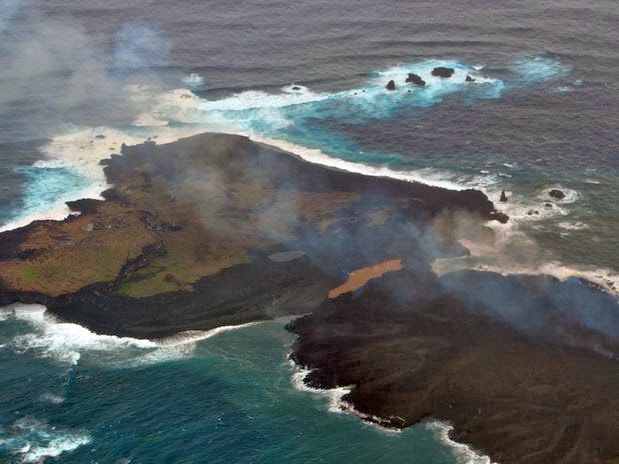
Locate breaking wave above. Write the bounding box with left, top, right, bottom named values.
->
left=0, top=55, right=568, bottom=232
left=0, top=304, right=185, bottom=367
left=0, top=416, right=91, bottom=463
left=288, top=357, right=498, bottom=463
left=0, top=304, right=271, bottom=369
left=428, top=422, right=494, bottom=464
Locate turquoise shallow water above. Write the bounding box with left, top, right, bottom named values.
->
left=0, top=312, right=465, bottom=463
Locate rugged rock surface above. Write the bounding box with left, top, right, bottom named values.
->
left=405, top=73, right=426, bottom=86
left=431, top=66, right=455, bottom=78
left=289, top=269, right=619, bottom=464
left=549, top=189, right=566, bottom=200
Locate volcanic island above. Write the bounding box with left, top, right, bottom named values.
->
left=1, top=133, right=618, bottom=463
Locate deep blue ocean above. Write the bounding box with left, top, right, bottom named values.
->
left=1, top=0, right=618, bottom=462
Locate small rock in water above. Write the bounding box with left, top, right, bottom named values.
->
left=465, top=75, right=476, bottom=82
left=527, top=209, right=540, bottom=216
left=500, top=190, right=508, bottom=202
left=95, top=134, right=106, bottom=139
left=405, top=73, right=426, bottom=86
left=292, top=86, right=301, bottom=90
left=386, top=80, right=396, bottom=91
left=545, top=203, right=553, bottom=208
left=548, top=189, right=566, bottom=200
left=431, top=67, right=455, bottom=78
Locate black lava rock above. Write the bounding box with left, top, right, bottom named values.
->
left=405, top=73, right=426, bottom=86
left=548, top=189, right=566, bottom=200
left=431, top=67, right=455, bottom=78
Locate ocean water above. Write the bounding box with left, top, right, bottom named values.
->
left=1, top=0, right=618, bottom=461
left=0, top=307, right=483, bottom=464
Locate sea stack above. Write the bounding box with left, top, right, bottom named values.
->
left=405, top=73, right=426, bottom=86
left=548, top=189, right=566, bottom=200
left=431, top=66, right=455, bottom=78
left=500, top=190, right=508, bottom=202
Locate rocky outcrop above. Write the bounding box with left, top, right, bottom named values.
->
left=405, top=73, right=426, bottom=86
left=549, top=189, right=566, bottom=200
left=386, top=80, right=396, bottom=91
left=431, top=66, right=455, bottom=78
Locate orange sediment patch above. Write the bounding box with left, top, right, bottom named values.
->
left=328, top=259, right=404, bottom=299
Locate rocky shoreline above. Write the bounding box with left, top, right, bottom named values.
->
left=0, top=133, right=501, bottom=335
left=1, top=133, right=618, bottom=463
left=287, top=268, right=619, bottom=463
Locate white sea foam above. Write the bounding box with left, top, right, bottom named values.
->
left=182, top=72, right=205, bottom=88
left=0, top=190, right=95, bottom=233
left=2, top=304, right=158, bottom=366
left=38, top=392, right=65, bottom=404
left=21, top=434, right=91, bottom=463
left=201, top=86, right=329, bottom=112
left=0, top=417, right=91, bottom=463
left=289, top=359, right=402, bottom=434
left=0, top=304, right=272, bottom=367
left=539, top=186, right=579, bottom=204
left=155, top=322, right=260, bottom=347
left=289, top=356, right=500, bottom=464
left=251, top=135, right=468, bottom=191
left=514, top=55, right=570, bottom=81
left=377, top=60, right=498, bottom=88
left=558, top=221, right=589, bottom=231
left=290, top=363, right=351, bottom=413
left=1, top=59, right=505, bottom=232
left=3, top=58, right=608, bottom=307
left=429, top=421, right=495, bottom=464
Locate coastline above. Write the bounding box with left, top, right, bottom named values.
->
left=2, top=132, right=619, bottom=463
left=0, top=132, right=501, bottom=333
left=4, top=127, right=616, bottom=302
left=286, top=267, right=619, bottom=463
